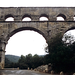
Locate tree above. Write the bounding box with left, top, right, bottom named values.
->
left=5, top=57, right=11, bottom=68
left=46, top=33, right=75, bottom=73
left=5, top=53, right=45, bottom=69
left=32, top=54, right=40, bottom=68
left=32, top=54, right=44, bottom=68
left=18, top=55, right=26, bottom=63
left=25, top=54, right=32, bottom=68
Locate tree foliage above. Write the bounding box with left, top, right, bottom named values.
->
left=62, top=33, right=75, bottom=46
left=45, top=33, right=75, bottom=73
left=5, top=54, right=44, bottom=69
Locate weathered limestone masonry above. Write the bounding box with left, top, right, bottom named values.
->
left=0, top=7, right=75, bottom=69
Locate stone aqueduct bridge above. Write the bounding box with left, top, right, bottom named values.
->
left=0, top=7, right=75, bottom=69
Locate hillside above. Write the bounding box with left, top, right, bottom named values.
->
left=5, top=55, right=20, bottom=63
left=5, top=54, right=44, bottom=63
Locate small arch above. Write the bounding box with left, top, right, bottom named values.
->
left=22, top=14, right=31, bottom=21
left=57, top=14, right=66, bottom=21
left=6, top=28, right=48, bottom=57
left=39, top=14, right=49, bottom=21
left=5, top=14, right=14, bottom=21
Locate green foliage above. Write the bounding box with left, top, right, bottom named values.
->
left=5, top=57, right=11, bottom=68
left=5, top=54, right=44, bottom=69
left=18, top=54, right=44, bottom=69
left=46, top=33, right=75, bottom=73
left=48, top=34, right=63, bottom=53
left=5, top=57, right=19, bottom=68
left=32, top=54, right=44, bottom=68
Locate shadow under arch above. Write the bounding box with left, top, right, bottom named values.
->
left=57, top=13, right=66, bottom=21
left=64, top=27, right=75, bottom=33
left=7, top=27, right=47, bottom=41
left=22, top=14, right=31, bottom=21
left=39, top=14, right=49, bottom=21
left=40, top=14, right=49, bottom=18
left=5, top=14, right=14, bottom=21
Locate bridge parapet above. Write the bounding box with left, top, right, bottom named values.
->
left=0, top=7, right=75, bottom=21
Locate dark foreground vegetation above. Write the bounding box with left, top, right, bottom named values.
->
left=5, top=54, right=44, bottom=69
left=5, top=33, right=75, bottom=74
left=45, top=34, right=75, bottom=73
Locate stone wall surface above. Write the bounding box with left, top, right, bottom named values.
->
left=0, top=7, right=75, bottom=21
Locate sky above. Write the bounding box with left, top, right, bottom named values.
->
left=0, top=0, right=75, bottom=56
left=5, top=31, right=48, bottom=56
left=0, top=0, right=75, bottom=7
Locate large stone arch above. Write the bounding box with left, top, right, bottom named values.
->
left=0, top=22, right=48, bottom=69
left=7, top=27, right=47, bottom=41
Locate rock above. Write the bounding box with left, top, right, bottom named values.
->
left=45, top=68, right=48, bottom=73
left=34, top=69, right=36, bottom=71
left=31, top=68, right=33, bottom=71
left=28, top=67, right=29, bottom=70
left=43, top=70, right=46, bottom=73
left=60, top=71, right=64, bottom=75
left=34, top=63, right=52, bottom=73
left=17, top=67, right=19, bottom=70
left=51, top=70, right=54, bottom=74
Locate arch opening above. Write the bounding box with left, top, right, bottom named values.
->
left=6, top=27, right=48, bottom=56
left=5, top=29, right=48, bottom=69
left=22, top=14, right=31, bottom=21
left=57, top=14, right=66, bottom=21
left=62, top=28, right=75, bottom=46
left=5, top=14, right=14, bottom=21
left=7, top=27, right=47, bottom=41
left=5, top=17, right=14, bottom=21
left=22, top=17, right=31, bottom=21
left=39, top=14, right=48, bottom=21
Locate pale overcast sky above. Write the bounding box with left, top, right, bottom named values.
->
left=0, top=0, right=75, bottom=56
left=0, top=0, right=75, bottom=7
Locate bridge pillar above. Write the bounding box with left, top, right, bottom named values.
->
left=0, top=50, right=5, bottom=69
left=31, top=16, right=39, bottom=21
left=67, top=17, right=73, bottom=21
left=14, top=16, right=22, bottom=21
left=0, top=37, right=7, bottom=69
